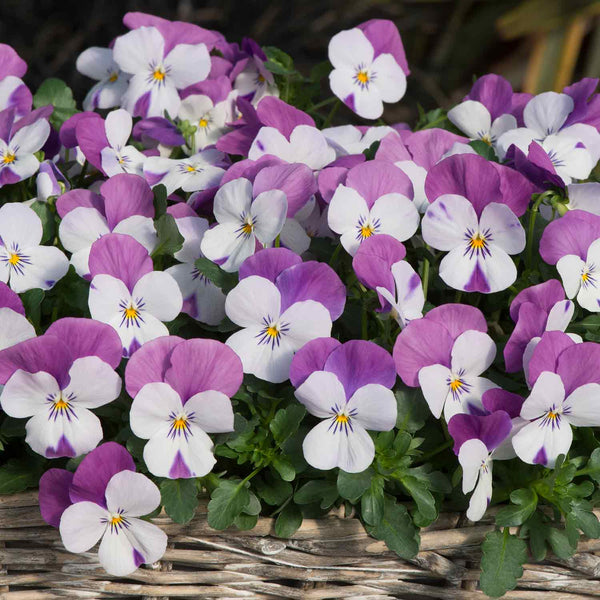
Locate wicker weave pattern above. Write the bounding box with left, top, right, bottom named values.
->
left=2, top=492, right=600, bottom=599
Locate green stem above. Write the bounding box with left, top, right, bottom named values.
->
left=309, top=97, right=338, bottom=112
left=322, top=99, right=341, bottom=128
left=240, top=466, right=262, bottom=487
left=526, top=192, right=552, bottom=269
left=421, top=257, right=430, bottom=303
left=417, top=440, right=453, bottom=463
left=328, top=242, right=342, bottom=267
left=361, top=302, right=368, bottom=340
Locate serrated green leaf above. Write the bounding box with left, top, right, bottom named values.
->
left=585, top=448, right=600, bottom=483
left=480, top=529, right=527, bottom=597
left=365, top=495, right=420, bottom=559
left=160, top=479, right=198, bottom=524
left=272, top=455, right=296, bottom=482
left=294, top=480, right=338, bottom=508
left=263, top=47, right=294, bottom=71
left=361, top=476, right=384, bottom=526
left=522, top=512, right=549, bottom=561
left=569, top=500, right=600, bottom=538
left=152, top=214, right=184, bottom=258
left=0, top=458, right=44, bottom=495
left=30, top=200, right=56, bottom=244
left=496, top=488, right=537, bottom=527
left=269, top=404, right=306, bottom=446
left=395, top=388, right=429, bottom=433
left=275, top=502, right=303, bottom=538
left=33, top=78, right=76, bottom=129
left=255, top=472, right=292, bottom=505
left=207, top=480, right=250, bottom=530
left=194, top=257, right=239, bottom=293
left=400, top=475, right=437, bottom=523
left=548, top=526, right=577, bottom=559
left=337, top=468, right=373, bottom=502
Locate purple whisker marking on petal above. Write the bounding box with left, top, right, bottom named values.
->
left=353, top=63, right=377, bottom=91
left=167, top=410, right=195, bottom=441
left=177, top=161, right=204, bottom=175
left=255, top=316, right=290, bottom=350
left=146, top=61, right=171, bottom=88
left=463, top=227, right=493, bottom=260
left=538, top=406, right=563, bottom=431
left=533, top=446, right=547, bottom=465
left=190, top=267, right=208, bottom=284
left=546, top=149, right=565, bottom=168
left=256, top=140, right=265, bottom=152
left=133, top=548, right=145, bottom=567
left=1, top=242, right=32, bottom=277
left=119, top=297, right=146, bottom=329
left=46, top=434, right=77, bottom=458
left=47, top=391, right=78, bottom=422
left=446, top=370, right=471, bottom=403
left=355, top=215, right=381, bottom=242
left=327, top=403, right=358, bottom=436
left=235, top=212, right=258, bottom=239
left=581, top=263, right=597, bottom=289
left=101, top=509, right=131, bottom=534
left=169, top=451, right=192, bottom=478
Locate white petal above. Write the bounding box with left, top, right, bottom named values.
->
left=443, top=376, right=497, bottom=422
left=447, top=100, right=492, bottom=140
left=112, top=27, right=164, bottom=75
left=295, top=371, right=347, bottom=419
left=512, top=417, right=572, bottom=468
left=451, top=330, right=496, bottom=377
left=479, top=203, right=525, bottom=255
left=394, top=161, right=429, bottom=213
left=10, top=119, right=50, bottom=154
left=225, top=276, right=281, bottom=327
left=251, top=189, right=287, bottom=244
left=287, top=126, right=337, bottom=170
left=130, top=382, right=183, bottom=439
left=458, top=438, right=489, bottom=493
left=328, top=29, right=374, bottom=69
left=89, top=274, right=130, bottom=324
left=422, top=195, right=478, bottom=251
left=173, top=215, right=208, bottom=263
left=466, top=467, right=492, bottom=522
left=184, top=390, right=234, bottom=433
left=371, top=193, right=420, bottom=242
left=1, top=370, right=59, bottom=418
left=348, top=384, right=397, bottom=431
left=59, top=207, right=109, bottom=253
left=105, top=470, right=161, bottom=516
left=76, top=47, right=118, bottom=80
left=164, top=43, right=210, bottom=89
left=105, top=109, right=132, bottom=150
left=563, top=383, right=600, bottom=426
left=418, top=363, right=452, bottom=419
left=496, top=128, right=537, bottom=160
left=557, top=254, right=585, bottom=299
left=60, top=501, right=108, bottom=553
left=391, top=261, right=424, bottom=321
left=248, top=127, right=291, bottom=163
left=370, top=53, right=406, bottom=103
left=524, top=92, right=573, bottom=137
left=213, top=178, right=253, bottom=224
left=132, top=271, right=182, bottom=322
left=200, top=222, right=255, bottom=272
left=0, top=203, right=42, bottom=250
left=113, top=216, right=157, bottom=254
left=521, top=371, right=565, bottom=421
left=490, top=114, right=517, bottom=143
left=546, top=300, right=574, bottom=332
left=280, top=218, right=311, bottom=255
left=64, top=356, right=122, bottom=409
left=328, top=185, right=369, bottom=255
left=280, top=300, right=332, bottom=349
left=8, top=246, right=69, bottom=293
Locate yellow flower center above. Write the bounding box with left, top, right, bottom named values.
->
left=449, top=378, right=464, bottom=392
left=199, top=118, right=209, bottom=128
left=110, top=515, right=124, bottom=527
left=108, top=72, right=118, bottom=83
left=241, top=222, right=254, bottom=235
left=356, top=70, right=369, bottom=84
left=582, top=271, right=590, bottom=283
left=173, top=416, right=189, bottom=431
left=469, top=233, right=486, bottom=250
left=2, top=152, right=15, bottom=165
left=54, top=396, right=69, bottom=411
left=153, top=68, right=166, bottom=81
left=8, top=253, right=21, bottom=266
left=547, top=410, right=558, bottom=420
left=481, top=135, right=492, bottom=146
left=335, top=414, right=349, bottom=424
left=186, top=164, right=197, bottom=172
left=124, top=306, right=138, bottom=321
left=266, top=325, right=279, bottom=338
left=360, top=224, right=375, bottom=239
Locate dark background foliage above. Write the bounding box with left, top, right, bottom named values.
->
left=1, top=0, right=599, bottom=125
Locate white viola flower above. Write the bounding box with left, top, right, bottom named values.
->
left=448, top=100, right=516, bottom=149
left=328, top=28, right=406, bottom=120
left=458, top=438, right=494, bottom=522
left=76, top=47, right=129, bottom=111
left=249, top=125, right=337, bottom=172
left=422, top=196, right=526, bottom=294
left=100, top=109, right=146, bottom=177
left=0, top=203, right=68, bottom=293
left=234, top=55, right=279, bottom=105
left=178, top=93, right=237, bottom=151
left=165, top=213, right=226, bottom=325
left=418, top=330, right=498, bottom=420
left=144, top=149, right=226, bottom=195
left=296, top=371, right=397, bottom=473
left=113, top=26, right=210, bottom=118
left=200, top=178, right=288, bottom=273
left=322, top=125, right=397, bottom=157
left=376, top=260, right=424, bottom=328
left=557, top=238, right=600, bottom=312
left=327, top=184, right=420, bottom=257
left=225, top=276, right=332, bottom=383
left=59, top=470, right=167, bottom=576
left=512, top=371, right=600, bottom=468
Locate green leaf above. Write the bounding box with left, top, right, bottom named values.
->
left=272, top=455, right=296, bottom=482
left=395, top=388, right=429, bottom=433
left=30, top=201, right=56, bottom=244
left=234, top=512, right=258, bottom=530
left=194, top=257, right=239, bottom=293
left=152, top=214, right=184, bottom=258
left=479, top=529, right=527, bottom=598
left=309, top=61, right=331, bottom=82
left=547, top=527, right=577, bottom=559
left=569, top=500, right=600, bottom=539
left=207, top=479, right=250, bottom=530
left=522, top=512, right=549, bottom=561
left=20, top=288, right=44, bottom=329
left=0, top=458, right=44, bottom=494
left=275, top=502, right=303, bottom=538
left=366, top=495, right=420, bottom=559
left=255, top=472, right=292, bottom=506
left=469, top=139, right=497, bottom=161
left=294, top=480, right=338, bottom=509
left=33, top=78, right=77, bottom=129
left=363, top=140, right=380, bottom=160
left=585, top=448, right=600, bottom=483
left=269, top=405, right=306, bottom=446
left=400, top=475, right=437, bottom=523
left=361, top=476, right=385, bottom=526
left=243, top=491, right=261, bottom=516
left=153, top=184, right=168, bottom=218
left=0, top=416, right=25, bottom=438
left=263, top=47, right=295, bottom=73
left=160, top=479, right=199, bottom=524
left=496, top=488, right=537, bottom=527
left=337, top=468, right=373, bottom=502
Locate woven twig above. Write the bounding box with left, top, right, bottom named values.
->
left=1, top=492, right=600, bottom=599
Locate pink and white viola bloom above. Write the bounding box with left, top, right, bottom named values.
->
left=143, top=149, right=227, bottom=195
left=127, top=337, right=241, bottom=478
left=112, top=26, right=211, bottom=118
left=418, top=330, right=498, bottom=421
left=0, top=203, right=69, bottom=293
left=59, top=470, right=167, bottom=576
left=422, top=196, right=525, bottom=293
left=322, top=125, right=397, bottom=157
left=234, top=55, right=279, bottom=105
left=165, top=205, right=226, bottom=325
left=76, top=47, right=129, bottom=111
left=98, top=109, right=146, bottom=177
left=200, top=178, right=287, bottom=272
left=557, top=238, right=600, bottom=312
left=328, top=27, right=407, bottom=120
left=512, top=371, right=600, bottom=467
left=88, top=234, right=183, bottom=357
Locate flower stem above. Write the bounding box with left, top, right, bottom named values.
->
left=526, top=191, right=552, bottom=269
left=421, top=257, right=430, bottom=303
left=322, top=99, right=341, bottom=128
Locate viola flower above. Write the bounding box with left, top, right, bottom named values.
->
left=143, top=148, right=227, bottom=195
left=0, top=45, right=31, bottom=117
left=422, top=155, right=526, bottom=293
left=323, top=125, right=397, bottom=157
left=448, top=411, right=513, bottom=521
left=76, top=47, right=129, bottom=111
left=0, top=203, right=69, bottom=293
left=225, top=248, right=345, bottom=383
left=0, top=318, right=122, bottom=458
left=0, top=107, right=50, bottom=186
left=88, top=234, right=183, bottom=357
left=200, top=178, right=288, bottom=272
left=234, top=53, right=278, bottom=105
left=557, top=238, right=600, bottom=312
left=328, top=20, right=408, bottom=119
left=164, top=204, right=226, bottom=325
left=127, top=337, right=242, bottom=478
left=112, top=26, right=211, bottom=118
left=327, top=161, right=419, bottom=256
left=352, top=235, right=423, bottom=327
left=57, top=174, right=157, bottom=278
left=0, top=282, right=35, bottom=350
left=30, top=160, right=69, bottom=204
left=291, top=339, right=397, bottom=473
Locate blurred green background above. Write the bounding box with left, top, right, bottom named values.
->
left=0, top=0, right=599, bottom=124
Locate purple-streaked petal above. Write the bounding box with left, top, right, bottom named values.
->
left=539, top=210, right=600, bottom=264
left=448, top=410, right=512, bottom=454
left=69, top=441, right=136, bottom=507
left=289, top=337, right=342, bottom=388
left=100, top=174, right=154, bottom=230
left=345, top=160, right=413, bottom=208
left=39, top=469, right=74, bottom=528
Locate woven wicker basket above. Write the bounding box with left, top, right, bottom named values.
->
left=2, top=491, right=600, bottom=599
